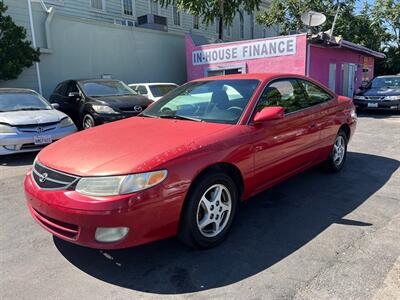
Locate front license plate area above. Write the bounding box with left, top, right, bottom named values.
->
left=34, top=135, right=52, bottom=145
left=368, top=103, right=378, bottom=108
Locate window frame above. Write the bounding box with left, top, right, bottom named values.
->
left=121, top=0, right=135, bottom=18
left=172, top=5, right=181, bottom=26
left=193, top=15, right=199, bottom=29
left=148, top=0, right=159, bottom=15
left=90, top=0, right=106, bottom=12
left=248, top=77, right=336, bottom=124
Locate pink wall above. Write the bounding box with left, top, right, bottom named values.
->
left=186, top=34, right=308, bottom=81
left=309, top=45, right=375, bottom=94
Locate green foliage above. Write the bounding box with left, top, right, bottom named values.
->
left=0, top=1, right=40, bottom=81
left=256, top=0, right=400, bottom=75
left=159, top=0, right=262, bottom=40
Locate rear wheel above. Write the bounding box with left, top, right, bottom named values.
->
left=323, top=130, right=348, bottom=172
left=82, top=114, right=95, bottom=129
left=178, top=172, right=238, bottom=249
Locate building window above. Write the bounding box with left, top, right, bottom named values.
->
left=249, top=13, right=254, bottom=39
left=263, top=27, right=266, bottom=38
left=239, top=10, right=244, bottom=39
left=193, top=15, right=199, bottom=29
left=173, top=5, right=181, bottom=26
left=91, top=0, right=105, bottom=10
left=149, top=0, right=158, bottom=15
left=122, top=0, right=133, bottom=16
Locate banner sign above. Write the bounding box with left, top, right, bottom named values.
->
left=192, top=36, right=297, bottom=66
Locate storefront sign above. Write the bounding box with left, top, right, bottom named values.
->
left=192, top=36, right=296, bottom=66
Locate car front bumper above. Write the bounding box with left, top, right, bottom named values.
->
left=92, top=112, right=140, bottom=125
left=353, top=99, right=400, bottom=110
left=24, top=170, right=186, bottom=249
left=0, top=125, right=77, bottom=155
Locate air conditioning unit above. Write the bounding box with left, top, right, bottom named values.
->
left=114, top=19, right=135, bottom=27
left=136, top=14, right=168, bottom=32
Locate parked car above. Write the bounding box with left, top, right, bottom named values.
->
left=0, top=88, right=76, bottom=155
left=49, top=79, right=153, bottom=129
left=353, top=75, right=400, bottom=111
left=129, top=82, right=179, bottom=101
left=25, top=73, right=357, bottom=250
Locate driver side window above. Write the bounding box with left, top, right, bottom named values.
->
left=257, top=79, right=306, bottom=114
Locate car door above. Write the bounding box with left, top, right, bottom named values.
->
left=250, top=78, right=321, bottom=191
left=50, top=81, right=78, bottom=119
left=298, top=79, right=338, bottom=161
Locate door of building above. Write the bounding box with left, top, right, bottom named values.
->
left=342, top=63, right=356, bottom=97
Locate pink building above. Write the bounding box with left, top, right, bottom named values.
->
left=186, top=33, right=384, bottom=97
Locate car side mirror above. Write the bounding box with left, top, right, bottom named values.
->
left=253, top=106, right=285, bottom=123
left=51, top=103, right=60, bottom=109
left=68, top=92, right=80, bottom=98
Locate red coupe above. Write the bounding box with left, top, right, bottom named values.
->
left=24, top=74, right=357, bottom=249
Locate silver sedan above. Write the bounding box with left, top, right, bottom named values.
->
left=0, top=88, right=77, bottom=155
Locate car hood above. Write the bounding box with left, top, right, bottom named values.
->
left=38, top=117, right=232, bottom=176
left=0, top=109, right=67, bottom=126
left=358, top=87, right=400, bottom=97
left=88, top=95, right=153, bottom=109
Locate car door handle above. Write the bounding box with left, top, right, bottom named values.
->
left=309, top=123, right=317, bottom=129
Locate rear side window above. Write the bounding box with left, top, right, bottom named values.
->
left=299, top=80, right=332, bottom=105
left=257, top=79, right=306, bottom=114
left=138, top=86, right=148, bottom=95
left=54, top=83, right=68, bottom=96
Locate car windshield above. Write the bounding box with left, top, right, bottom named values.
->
left=149, top=85, right=178, bottom=98
left=80, top=81, right=138, bottom=97
left=0, top=92, right=52, bottom=112
left=143, top=79, right=260, bottom=124
left=369, top=77, right=400, bottom=88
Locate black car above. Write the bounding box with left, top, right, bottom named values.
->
left=49, top=79, right=153, bottom=129
left=353, top=75, right=400, bottom=111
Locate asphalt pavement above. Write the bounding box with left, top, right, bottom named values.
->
left=0, top=112, right=399, bottom=300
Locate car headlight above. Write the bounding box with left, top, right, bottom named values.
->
left=353, top=95, right=365, bottom=100
left=59, top=117, right=74, bottom=128
left=75, top=170, right=168, bottom=196
left=92, top=105, right=119, bottom=114
left=0, top=124, right=16, bottom=133
left=384, top=95, right=400, bottom=101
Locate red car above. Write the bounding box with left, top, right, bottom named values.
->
left=24, top=74, right=357, bottom=250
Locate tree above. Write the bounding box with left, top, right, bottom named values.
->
left=256, top=0, right=356, bottom=35
left=159, top=0, right=262, bottom=40
left=0, top=1, right=40, bottom=81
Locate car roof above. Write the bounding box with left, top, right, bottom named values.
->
left=375, top=75, right=400, bottom=78
left=0, top=88, right=38, bottom=94
left=194, top=73, right=308, bottom=82
left=129, top=83, right=178, bottom=86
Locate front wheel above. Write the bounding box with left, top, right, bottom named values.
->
left=323, top=130, right=348, bottom=172
left=82, top=114, right=96, bottom=129
left=178, top=172, right=238, bottom=249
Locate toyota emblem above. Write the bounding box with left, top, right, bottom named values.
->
left=133, top=105, right=142, bottom=112
left=38, top=173, right=48, bottom=183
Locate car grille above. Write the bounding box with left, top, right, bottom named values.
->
left=16, top=121, right=59, bottom=133
left=118, top=106, right=145, bottom=114
left=32, top=161, right=79, bottom=190
left=364, top=96, right=386, bottom=101
left=32, top=208, right=79, bottom=240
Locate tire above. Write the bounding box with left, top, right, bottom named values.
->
left=82, top=114, right=96, bottom=129
left=178, top=171, right=239, bottom=249
left=323, top=129, right=348, bottom=172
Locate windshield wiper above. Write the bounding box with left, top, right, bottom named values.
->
left=14, top=108, right=49, bottom=111
left=139, top=113, right=158, bottom=118
left=159, top=115, right=202, bottom=122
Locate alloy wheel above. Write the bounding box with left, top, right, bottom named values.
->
left=196, top=184, right=232, bottom=238
left=333, top=135, right=346, bottom=166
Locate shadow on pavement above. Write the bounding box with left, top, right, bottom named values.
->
left=54, top=152, right=399, bottom=294
left=0, top=152, right=37, bottom=167
left=357, top=110, right=400, bottom=119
